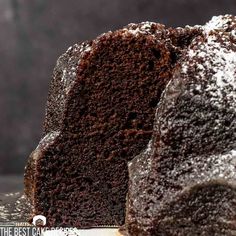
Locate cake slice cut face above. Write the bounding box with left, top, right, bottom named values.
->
left=124, top=15, right=236, bottom=236
left=24, top=23, right=199, bottom=227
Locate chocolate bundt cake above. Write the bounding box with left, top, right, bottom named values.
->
left=123, top=15, right=236, bottom=236
left=24, top=23, right=199, bottom=227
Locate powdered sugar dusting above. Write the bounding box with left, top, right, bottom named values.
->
left=0, top=205, right=9, bottom=221
left=123, top=21, right=162, bottom=38
left=60, top=42, right=91, bottom=95
left=37, top=131, right=60, bottom=150
left=127, top=22, right=153, bottom=34
left=182, top=15, right=236, bottom=112
left=176, top=15, right=236, bottom=184
left=144, top=140, right=153, bottom=155
left=204, top=15, right=233, bottom=33
left=173, top=149, right=236, bottom=186
left=0, top=193, right=31, bottom=223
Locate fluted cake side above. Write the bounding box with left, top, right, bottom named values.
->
left=123, top=15, right=236, bottom=236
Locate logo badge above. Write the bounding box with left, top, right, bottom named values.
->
left=32, top=215, right=47, bottom=226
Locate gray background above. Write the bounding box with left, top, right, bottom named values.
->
left=0, top=0, right=236, bottom=192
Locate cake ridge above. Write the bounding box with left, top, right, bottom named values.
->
left=43, top=41, right=92, bottom=134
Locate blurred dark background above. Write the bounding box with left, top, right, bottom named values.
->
left=0, top=0, right=236, bottom=192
